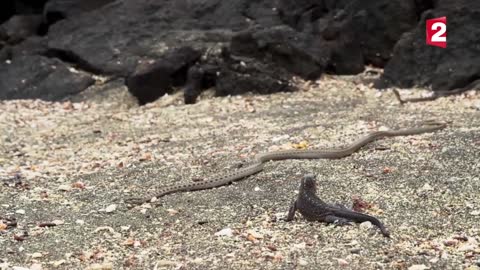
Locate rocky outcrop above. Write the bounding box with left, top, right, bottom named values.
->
left=0, top=15, right=44, bottom=44
left=0, top=55, right=94, bottom=100
left=126, top=47, right=202, bottom=105
left=377, top=0, right=480, bottom=91
left=0, top=0, right=478, bottom=103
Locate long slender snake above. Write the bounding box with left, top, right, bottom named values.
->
left=126, top=121, right=446, bottom=205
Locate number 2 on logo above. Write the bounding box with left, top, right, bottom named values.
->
left=426, top=17, right=447, bottom=48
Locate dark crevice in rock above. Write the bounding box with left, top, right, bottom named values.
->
left=449, top=75, right=480, bottom=91
left=44, top=11, right=65, bottom=26
left=43, top=48, right=105, bottom=76
left=414, top=0, right=435, bottom=20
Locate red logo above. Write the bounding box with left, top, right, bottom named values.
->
left=426, top=17, right=447, bottom=48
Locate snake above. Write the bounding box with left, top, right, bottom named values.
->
left=126, top=121, right=446, bottom=205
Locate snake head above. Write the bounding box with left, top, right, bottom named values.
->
left=301, top=174, right=317, bottom=192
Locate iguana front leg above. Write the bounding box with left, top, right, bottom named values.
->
left=285, top=199, right=297, bottom=221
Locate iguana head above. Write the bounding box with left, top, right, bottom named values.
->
left=301, top=174, right=317, bottom=192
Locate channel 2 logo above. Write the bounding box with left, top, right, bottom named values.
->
left=426, top=17, right=447, bottom=48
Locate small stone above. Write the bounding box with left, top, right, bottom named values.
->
left=458, top=244, right=476, bottom=252
left=273, top=253, right=284, bottom=262
left=470, top=210, right=480, bottom=216
left=246, top=230, right=264, bottom=239
left=76, top=219, right=85, bottom=225
left=166, top=208, right=179, bottom=215
left=443, top=239, right=458, bottom=246
left=94, top=226, right=115, bottom=233
left=440, top=251, right=449, bottom=259
left=298, top=258, right=308, bottom=266
left=71, top=181, right=86, bottom=189
left=446, top=177, right=459, bottom=183
left=359, top=221, right=373, bottom=230
left=15, top=209, right=25, bottom=215
left=271, top=135, right=290, bottom=143
left=350, top=248, right=361, bottom=254
left=419, top=183, right=434, bottom=192
left=156, top=260, right=177, bottom=266
left=246, top=234, right=257, bottom=242
left=191, top=258, right=203, bottom=264
left=58, top=184, right=72, bottom=191
left=123, top=238, right=135, bottom=246
left=104, top=204, right=117, bottom=213
left=29, top=263, right=43, bottom=270
left=52, top=260, right=66, bottom=267
left=215, top=228, right=233, bottom=237
left=85, top=263, right=113, bottom=270
left=293, top=242, right=306, bottom=249
left=473, top=102, right=480, bottom=111
left=346, top=240, right=359, bottom=246
left=31, top=252, right=43, bottom=258
left=338, top=259, right=349, bottom=267
left=52, top=219, right=64, bottom=225
left=408, top=264, right=429, bottom=270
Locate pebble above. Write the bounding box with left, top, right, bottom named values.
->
left=458, top=244, right=476, bottom=252
left=85, top=263, right=113, bottom=270
left=298, top=258, right=308, bottom=266
left=473, top=102, right=480, bottom=111
left=408, top=264, right=429, bottom=270
left=470, top=210, right=480, bottom=216
left=58, top=184, right=72, bottom=191
left=350, top=248, right=361, bottom=254
left=104, top=204, right=117, bottom=213
left=15, top=209, right=25, bottom=215
left=419, top=183, right=434, bottom=192
left=346, top=240, right=359, bottom=246
left=337, top=259, right=349, bottom=267
left=246, top=230, right=264, bottom=239
left=31, top=252, right=43, bottom=258
left=52, top=260, right=66, bottom=267
left=191, top=258, right=203, bottom=264
left=76, top=219, right=85, bottom=225
left=156, top=260, right=177, bottom=266
left=29, top=264, right=43, bottom=270
left=52, top=219, right=64, bottom=225
left=271, top=135, right=290, bottom=142
left=443, top=239, right=458, bottom=246
left=359, top=221, right=373, bottom=230
left=94, top=226, right=115, bottom=233
left=215, top=228, right=233, bottom=237
left=293, top=242, right=306, bottom=249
